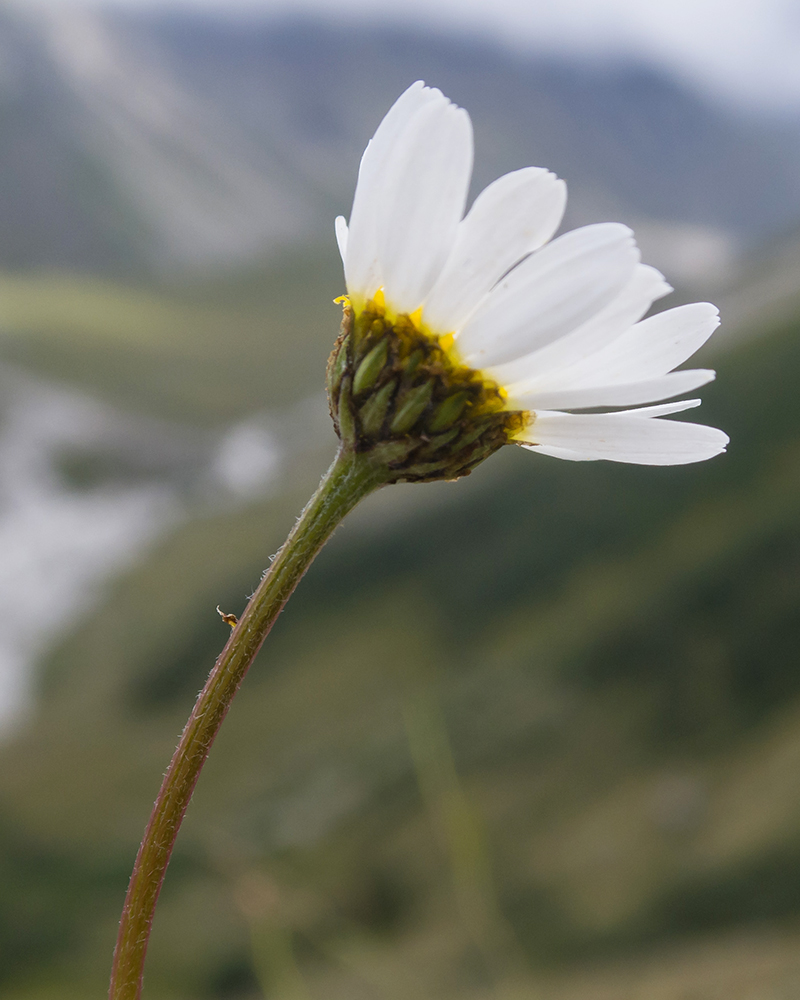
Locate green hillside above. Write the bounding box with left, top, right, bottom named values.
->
left=1, top=258, right=800, bottom=998
left=0, top=247, right=343, bottom=425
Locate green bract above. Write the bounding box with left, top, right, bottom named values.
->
left=327, top=299, right=527, bottom=484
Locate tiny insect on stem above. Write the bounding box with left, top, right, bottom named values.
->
left=216, top=605, right=239, bottom=628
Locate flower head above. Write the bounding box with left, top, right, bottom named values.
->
left=328, top=81, right=728, bottom=481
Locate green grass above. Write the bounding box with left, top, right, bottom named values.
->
left=2, top=259, right=800, bottom=996
left=0, top=247, right=345, bottom=424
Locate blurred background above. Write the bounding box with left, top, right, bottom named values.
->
left=1, top=0, right=800, bottom=996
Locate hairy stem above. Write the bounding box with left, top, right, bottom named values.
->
left=109, top=446, right=384, bottom=1000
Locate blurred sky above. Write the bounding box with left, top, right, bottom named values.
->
left=21, top=0, right=800, bottom=112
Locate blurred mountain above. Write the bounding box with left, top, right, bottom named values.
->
left=717, top=224, right=800, bottom=342
left=2, top=8, right=800, bottom=997
left=1, top=5, right=799, bottom=274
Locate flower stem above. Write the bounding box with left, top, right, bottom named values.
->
left=402, top=677, right=525, bottom=978
left=109, top=446, right=385, bottom=1000
left=403, top=683, right=498, bottom=947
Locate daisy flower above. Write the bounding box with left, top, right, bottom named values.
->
left=328, top=81, right=728, bottom=481
left=108, top=85, right=733, bottom=996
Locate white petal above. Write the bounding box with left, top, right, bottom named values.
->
left=511, top=369, right=715, bottom=411
left=611, top=399, right=702, bottom=417
left=422, top=168, right=567, bottom=334
left=335, top=216, right=348, bottom=262
left=517, top=404, right=729, bottom=465
left=490, top=264, right=670, bottom=390
left=344, top=81, right=442, bottom=300
left=551, top=302, right=720, bottom=389
left=456, top=223, right=639, bottom=367
left=378, top=99, right=473, bottom=315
